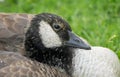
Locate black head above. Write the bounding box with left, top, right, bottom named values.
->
left=25, top=13, right=91, bottom=50
left=25, top=13, right=91, bottom=75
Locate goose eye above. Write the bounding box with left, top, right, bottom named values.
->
left=53, top=24, right=61, bottom=31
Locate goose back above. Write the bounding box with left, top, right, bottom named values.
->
left=0, top=51, right=70, bottom=77
left=0, top=13, right=34, bottom=55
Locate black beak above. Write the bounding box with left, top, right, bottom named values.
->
left=64, top=31, right=91, bottom=50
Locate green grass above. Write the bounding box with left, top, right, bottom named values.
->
left=0, top=0, right=120, bottom=59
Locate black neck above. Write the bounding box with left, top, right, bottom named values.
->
left=25, top=38, right=73, bottom=75
left=25, top=19, right=73, bottom=75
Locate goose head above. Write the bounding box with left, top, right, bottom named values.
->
left=25, top=13, right=90, bottom=50
left=25, top=13, right=91, bottom=75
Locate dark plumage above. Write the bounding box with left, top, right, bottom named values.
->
left=25, top=13, right=72, bottom=75
left=0, top=51, right=70, bottom=77
left=0, top=13, right=34, bottom=55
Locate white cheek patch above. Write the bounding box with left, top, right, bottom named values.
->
left=39, top=21, right=62, bottom=48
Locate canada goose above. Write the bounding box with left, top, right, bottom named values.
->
left=0, top=51, right=70, bottom=77
left=0, top=13, right=91, bottom=76
left=0, top=13, right=120, bottom=77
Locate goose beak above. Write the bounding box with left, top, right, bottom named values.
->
left=64, top=31, right=91, bottom=50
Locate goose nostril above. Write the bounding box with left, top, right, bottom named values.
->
left=74, top=38, right=80, bottom=42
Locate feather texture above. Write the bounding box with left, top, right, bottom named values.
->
left=72, top=47, right=120, bottom=77
left=0, top=51, right=70, bottom=77
left=0, top=13, right=34, bottom=55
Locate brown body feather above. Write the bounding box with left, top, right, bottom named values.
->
left=0, top=51, right=70, bottom=77
left=0, top=13, right=34, bottom=55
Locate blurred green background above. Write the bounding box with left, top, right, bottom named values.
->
left=0, top=0, right=120, bottom=59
